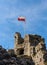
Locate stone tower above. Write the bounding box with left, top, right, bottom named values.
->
left=14, top=32, right=24, bottom=56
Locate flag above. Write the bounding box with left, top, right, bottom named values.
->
left=18, top=16, right=25, bottom=21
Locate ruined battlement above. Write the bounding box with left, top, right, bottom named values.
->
left=14, top=32, right=45, bottom=45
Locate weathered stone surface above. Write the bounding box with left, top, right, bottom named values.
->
left=14, top=32, right=47, bottom=65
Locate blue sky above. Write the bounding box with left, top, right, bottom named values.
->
left=0, top=0, right=47, bottom=49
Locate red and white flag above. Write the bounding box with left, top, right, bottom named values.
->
left=18, top=16, right=25, bottom=21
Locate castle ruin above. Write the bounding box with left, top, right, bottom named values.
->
left=14, top=32, right=47, bottom=65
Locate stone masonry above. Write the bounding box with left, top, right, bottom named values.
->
left=14, top=32, right=47, bottom=65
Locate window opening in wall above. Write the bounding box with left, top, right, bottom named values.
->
left=37, top=50, right=38, bottom=52
left=19, top=48, right=24, bottom=55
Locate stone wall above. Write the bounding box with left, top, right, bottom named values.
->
left=14, top=32, right=47, bottom=65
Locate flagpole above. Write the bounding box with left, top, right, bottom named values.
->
left=18, top=16, right=26, bottom=37
left=23, top=21, right=26, bottom=37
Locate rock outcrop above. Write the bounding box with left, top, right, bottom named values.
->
left=0, top=45, right=35, bottom=65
